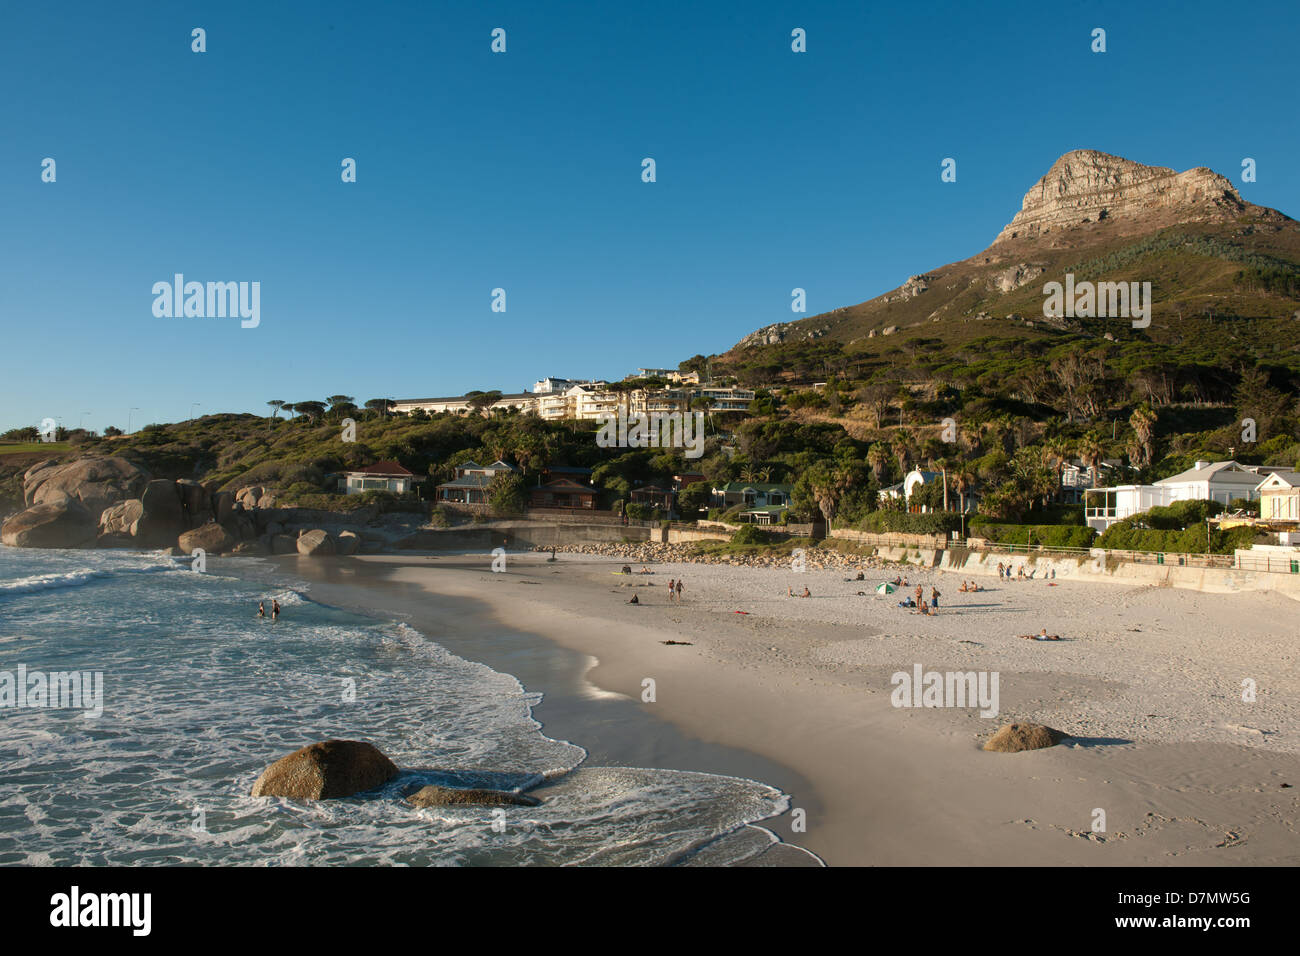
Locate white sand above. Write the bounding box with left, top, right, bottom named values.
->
left=286, top=551, right=1300, bottom=866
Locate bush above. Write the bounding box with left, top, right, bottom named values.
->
left=488, top=472, right=526, bottom=517
left=731, top=524, right=772, bottom=546
left=859, top=511, right=962, bottom=535
left=971, top=523, right=1096, bottom=549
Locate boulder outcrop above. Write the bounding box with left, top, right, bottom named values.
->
left=1, top=497, right=98, bottom=549
left=24, top=456, right=150, bottom=516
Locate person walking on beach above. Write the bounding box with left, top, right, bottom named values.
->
left=930, top=586, right=940, bottom=611
left=272, top=599, right=281, bottom=621
left=675, top=579, right=684, bottom=601
left=667, top=578, right=676, bottom=602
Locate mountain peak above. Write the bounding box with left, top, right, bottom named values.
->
left=993, top=149, right=1245, bottom=245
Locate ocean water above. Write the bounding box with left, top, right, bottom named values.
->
left=0, top=546, right=809, bottom=866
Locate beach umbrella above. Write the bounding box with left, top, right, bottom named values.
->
left=875, top=582, right=897, bottom=594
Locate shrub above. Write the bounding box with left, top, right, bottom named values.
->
left=859, top=511, right=962, bottom=535
left=731, top=524, right=772, bottom=546
left=971, top=523, right=1096, bottom=549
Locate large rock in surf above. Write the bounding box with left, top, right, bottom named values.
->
left=1, top=497, right=98, bottom=549
left=137, top=479, right=185, bottom=546
left=175, top=479, right=210, bottom=528
left=406, top=785, right=541, bottom=808
left=251, top=740, right=399, bottom=800
left=270, top=533, right=298, bottom=555
left=335, top=530, right=360, bottom=555
left=297, top=528, right=336, bottom=556
left=24, top=456, right=150, bottom=516
left=178, top=521, right=236, bottom=554
left=983, top=722, right=1068, bottom=753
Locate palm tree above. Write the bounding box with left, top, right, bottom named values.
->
left=1078, top=433, right=1105, bottom=484
left=1130, top=404, right=1158, bottom=467
left=953, top=466, right=975, bottom=515
left=867, top=443, right=889, bottom=483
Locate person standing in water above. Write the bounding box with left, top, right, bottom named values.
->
left=258, top=601, right=265, bottom=618
left=272, top=599, right=281, bottom=621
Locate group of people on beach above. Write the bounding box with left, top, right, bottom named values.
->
left=996, top=562, right=1057, bottom=581
left=629, top=578, right=683, bottom=604
left=787, top=586, right=812, bottom=598
left=897, top=585, right=940, bottom=615
left=957, top=580, right=984, bottom=592
left=257, top=599, right=281, bottom=621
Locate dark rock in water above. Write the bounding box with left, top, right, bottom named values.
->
left=983, top=722, right=1068, bottom=753
left=335, top=530, right=360, bottom=555
left=175, top=479, right=210, bottom=528
left=1, top=497, right=97, bottom=549
left=178, top=521, right=236, bottom=554
left=405, top=785, right=541, bottom=808
left=137, top=479, right=185, bottom=546
left=251, top=740, right=399, bottom=800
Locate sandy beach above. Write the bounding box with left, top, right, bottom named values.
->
left=271, top=550, right=1300, bottom=867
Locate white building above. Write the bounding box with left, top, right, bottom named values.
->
left=1085, top=460, right=1264, bottom=531
left=341, top=460, right=416, bottom=495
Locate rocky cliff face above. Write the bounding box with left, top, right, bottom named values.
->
left=993, top=149, right=1247, bottom=244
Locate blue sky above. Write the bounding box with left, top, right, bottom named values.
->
left=3, top=0, right=1298, bottom=433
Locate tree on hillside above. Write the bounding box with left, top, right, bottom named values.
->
left=281, top=403, right=297, bottom=419
left=1130, top=404, right=1158, bottom=467
left=466, top=390, right=502, bottom=416
left=867, top=443, right=889, bottom=483
left=365, top=398, right=394, bottom=420
left=294, top=401, right=326, bottom=421
left=267, top=400, right=286, bottom=420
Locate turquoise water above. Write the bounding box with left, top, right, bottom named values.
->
left=0, top=546, right=798, bottom=865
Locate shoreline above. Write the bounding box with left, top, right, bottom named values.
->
left=237, top=550, right=1300, bottom=866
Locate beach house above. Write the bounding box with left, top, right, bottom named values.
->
left=1256, top=470, right=1300, bottom=523
left=435, top=460, right=518, bottom=505
left=340, top=460, right=416, bottom=495
left=1084, top=459, right=1264, bottom=531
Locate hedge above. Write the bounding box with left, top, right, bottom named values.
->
left=968, top=522, right=1096, bottom=549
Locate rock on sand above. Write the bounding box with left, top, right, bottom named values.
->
left=983, top=722, right=1068, bottom=753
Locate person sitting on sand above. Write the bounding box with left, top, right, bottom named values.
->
left=893, top=575, right=903, bottom=586
left=913, top=599, right=929, bottom=615
left=958, top=582, right=968, bottom=593
left=628, top=593, right=640, bottom=604
left=898, top=598, right=915, bottom=608
left=801, top=587, right=811, bottom=598
left=639, top=566, right=652, bottom=574
left=1019, top=628, right=1061, bottom=641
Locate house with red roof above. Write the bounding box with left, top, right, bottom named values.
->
left=341, top=460, right=417, bottom=495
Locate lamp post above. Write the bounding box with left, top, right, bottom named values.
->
left=189, top=403, right=201, bottom=421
